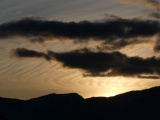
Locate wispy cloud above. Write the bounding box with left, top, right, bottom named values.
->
left=144, top=0, right=160, bottom=10
left=121, top=0, right=160, bottom=19
left=13, top=48, right=160, bottom=79
left=143, top=0, right=160, bottom=19
left=149, top=12, right=160, bottom=19
left=120, top=0, right=160, bottom=10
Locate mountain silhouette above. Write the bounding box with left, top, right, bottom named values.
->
left=1, top=87, right=160, bottom=120
left=0, top=116, right=7, bottom=120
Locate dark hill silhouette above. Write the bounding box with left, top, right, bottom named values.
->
left=0, top=116, right=7, bottom=120
left=1, top=87, right=160, bottom=120
left=29, top=93, right=83, bottom=104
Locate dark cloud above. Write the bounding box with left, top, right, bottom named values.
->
left=0, top=18, right=159, bottom=43
left=13, top=48, right=51, bottom=60
left=14, top=48, right=160, bottom=79
left=154, top=45, right=160, bottom=52
left=153, top=39, right=160, bottom=52
left=101, top=38, right=150, bottom=50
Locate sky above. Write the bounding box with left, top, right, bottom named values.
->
left=0, top=0, right=160, bottom=99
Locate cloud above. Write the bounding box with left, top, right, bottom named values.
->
left=101, top=38, right=150, bottom=50
left=0, top=18, right=159, bottom=51
left=13, top=48, right=160, bottom=79
left=153, top=39, right=160, bottom=52
left=120, top=0, right=160, bottom=10
left=142, top=0, right=160, bottom=21
left=149, top=12, right=160, bottom=19
left=144, top=0, right=160, bottom=10
left=0, top=18, right=159, bottom=41
left=121, top=0, right=160, bottom=22
left=137, top=75, right=160, bottom=79
left=13, top=48, right=51, bottom=60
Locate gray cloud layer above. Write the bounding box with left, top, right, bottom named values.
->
left=13, top=48, right=160, bottom=79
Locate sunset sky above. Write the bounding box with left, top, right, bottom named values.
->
left=0, top=0, right=160, bottom=99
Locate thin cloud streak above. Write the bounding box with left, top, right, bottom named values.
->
left=13, top=48, right=160, bottom=79
left=121, top=0, right=160, bottom=10
left=144, top=0, right=160, bottom=10
left=121, top=0, right=160, bottom=19
left=149, top=12, right=160, bottom=19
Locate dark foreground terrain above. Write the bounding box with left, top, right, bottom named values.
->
left=1, top=86, right=160, bottom=120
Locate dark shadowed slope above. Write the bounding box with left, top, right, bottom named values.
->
left=1, top=87, right=160, bottom=120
